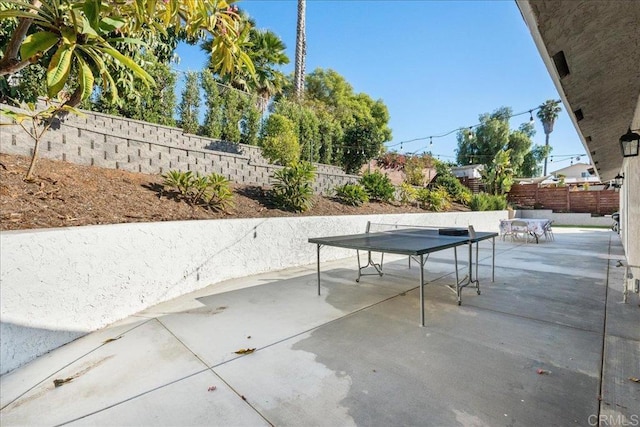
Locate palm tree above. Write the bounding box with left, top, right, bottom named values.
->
left=202, top=16, right=289, bottom=112
left=536, top=99, right=562, bottom=175
left=293, top=0, right=306, bottom=100
left=249, top=30, right=290, bottom=112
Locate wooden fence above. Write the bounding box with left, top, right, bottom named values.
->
left=507, top=184, right=619, bottom=215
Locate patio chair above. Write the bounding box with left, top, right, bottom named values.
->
left=544, top=220, right=555, bottom=241
left=509, top=220, right=530, bottom=243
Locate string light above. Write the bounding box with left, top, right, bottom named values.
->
left=387, top=102, right=559, bottom=154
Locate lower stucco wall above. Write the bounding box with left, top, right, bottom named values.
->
left=0, top=211, right=504, bottom=375
left=516, top=209, right=614, bottom=227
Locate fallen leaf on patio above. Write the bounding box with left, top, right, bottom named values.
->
left=208, top=386, right=217, bottom=392
left=241, top=395, right=247, bottom=401
left=103, top=336, right=122, bottom=344
left=536, top=369, right=551, bottom=375
left=629, top=377, right=640, bottom=383
left=234, top=348, right=256, bottom=355
left=53, top=377, right=74, bottom=387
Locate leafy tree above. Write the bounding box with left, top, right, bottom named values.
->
left=259, top=113, right=300, bottom=165
left=537, top=99, right=562, bottom=175
left=521, top=144, right=552, bottom=177
left=93, top=52, right=177, bottom=126
left=456, top=106, right=542, bottom=178
left=342, top=119, right=382, bottom=174
left=276, top=68, right=392, bottom=171
left=240, top=93, right=261, bottom=145
left=220, top=87, right=242, bottom=142
left=201, top=70, right=223, bottom=138
left=273, top=99, right=320, bottom=162
left=203, top=15, right=288, bottom=112
left=482, top=149, right=514, bottom=195
left=0, top=0, right=253, bottom=108
left=178, top=71, right=200, bottom=134
left=0, top=0, right=252, bottom=178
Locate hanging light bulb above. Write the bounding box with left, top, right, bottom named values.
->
left=429, top=136, right=433, bottom=146
left=468, top=127, right=474, bottom=140
left=529, top=110, right=535, bottom=125
left=400, top=142, right=403, bottom=151
left=550, top=157, right=553, bottom=163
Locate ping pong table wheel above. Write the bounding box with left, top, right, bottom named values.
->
left=477, top=290, right=481, bottom=295
left=457, top=300, right=461, bottom=306
left=355, top=278, right=360, bottom=283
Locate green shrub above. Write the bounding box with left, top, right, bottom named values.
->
left=205, top=173, right=235, bottom=212
left=469, top=193, right=490, bottom=211
left=489, top=194, right=508, bottom=210
left=162, top=170, right=234, bottom=212
left=469, top=193, right=507, bottom=211
left=416, top=187, right=450, bottom=211
left=360, top=171, right=395, bottom=202
left=428, top=186, right=451, bottom=211
left=415, top=188, right=431, bottom=208
left=435, top=174, right=472, bottom=205
left=334, top=184, right=369, bottom=206
left=398, top=182, right=417, bottom=205
left=259, top=114, right=300, bottom=165
left=271, top=162, right=316, bottom=212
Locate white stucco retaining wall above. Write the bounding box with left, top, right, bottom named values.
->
left=0, top=211, right=504, bottom=375
left=516, top=209, right=614, bottom=227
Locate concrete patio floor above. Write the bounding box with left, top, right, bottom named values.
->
left=1, top=228, right=638, bottom=426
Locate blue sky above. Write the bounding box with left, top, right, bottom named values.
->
left=175, top=0, right=587, bottom=173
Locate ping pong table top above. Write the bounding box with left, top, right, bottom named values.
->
left=308, top=227, right=498, bottom=256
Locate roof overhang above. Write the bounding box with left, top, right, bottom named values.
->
left=516, top=0, right=640, bottom=182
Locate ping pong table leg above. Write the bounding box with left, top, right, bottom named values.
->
left=316, top=244, right=322, bottom=296
left=492, top=237, right=495, bottom=282
left=474, top=241, right=480, bottom=295
left=420, top=254, right=425, bottom=327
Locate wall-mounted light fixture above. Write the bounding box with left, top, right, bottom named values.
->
left=620, top=127, right=640, bottom=157
left=612, top=173, right=624, bottom=188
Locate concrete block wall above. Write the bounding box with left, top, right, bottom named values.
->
left=0, top=210, right=506, bottom=375
left=0, top=104, right=358, bottom=193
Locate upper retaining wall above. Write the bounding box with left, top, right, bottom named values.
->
left=0, top=211, right=505, bottom=375
left=0, top=104, right=357, bottom=194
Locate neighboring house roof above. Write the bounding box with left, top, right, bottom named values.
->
left=549, top=162, right=592, bottom=178
left=451, top=164, right=484, bottom=178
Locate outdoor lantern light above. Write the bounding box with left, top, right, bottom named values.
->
left=619, top=127, right=640, bottom=157
left=612, top=173, right=624, bottom=188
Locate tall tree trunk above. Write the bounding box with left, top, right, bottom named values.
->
left=543, top=132, right=550, bottom=176
left=293, top=0, right=306, bottom=100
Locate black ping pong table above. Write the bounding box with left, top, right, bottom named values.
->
left=308, top=223, right=498, bottom=326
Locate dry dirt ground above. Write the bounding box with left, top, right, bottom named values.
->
left=0, top=153, right=468, bottom=231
